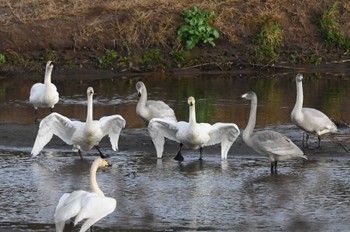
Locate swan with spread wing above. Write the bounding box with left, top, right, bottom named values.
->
left=148, top=96, right=240, bottom=161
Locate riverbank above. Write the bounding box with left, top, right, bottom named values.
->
left=1, top=1, right=350, bottom=76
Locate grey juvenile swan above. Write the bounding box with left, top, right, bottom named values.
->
left=241, top=91, right=307, bottom=173
left=148, top=96, right=240, bottom=161
left=291, top=73, right=338, bottom=147
left=31, top=87, right=126, bottom=159
left=136, top=81, right=177, bottom=126
left=29, top=61, right=59, bottom=121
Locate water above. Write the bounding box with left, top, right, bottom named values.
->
left=1, top=72, right=350, bottom=231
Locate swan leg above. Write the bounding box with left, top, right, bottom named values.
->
left=94, top=146, right=109, bottom=158
left=305, top=134, right=310, bottom=148
left=34, top=109, right=39, bottom=123
left=78, top=149, right=83, bottom=160
left=174, top=143, right=184, bottom=162
left=199, top=147, right=203, bottom=160
left=317, top=136, right=321, bottom=148
left=270, top=161, right=277, bottom=174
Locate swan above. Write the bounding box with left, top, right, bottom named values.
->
left=241, top=91, right=307, bottom=173
left=291, top=73, right=338, bottom=147
left=31, top=87, right=126, bottom=159
left=54, top=157, right=116, bottom=232
left=29, top=61, right=59, bottom=121
left=136, top=81, right=177, bottom=126
left=148, top=96, right=240, bottom=161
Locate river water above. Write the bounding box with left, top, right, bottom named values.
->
left=0, top=71, right=350, bottom=231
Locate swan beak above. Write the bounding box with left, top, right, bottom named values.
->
left=138, top=91, right=141, bottom=97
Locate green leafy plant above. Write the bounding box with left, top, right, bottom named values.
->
left=98, top=49, right=117, bottom=68
left=0, top=53, right=6, bottom=64
left=320, top=2, right=350, bottom=49
left=252, top=20, right=283, bottom=62
left=177, top=5, right=220, bottom=50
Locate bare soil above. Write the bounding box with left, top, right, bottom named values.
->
left=1, top=0, right=350, bottom=76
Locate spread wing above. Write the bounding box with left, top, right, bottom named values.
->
left=148, top=118, right=182, bottom=158
left=99, top=115, right=126, bottom=151
left=206, top=123, right=240, bottom=159
left=31, top=112, right=77, bottom=156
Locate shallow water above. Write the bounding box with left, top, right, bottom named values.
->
left=1, top=72, right=350, bottom=231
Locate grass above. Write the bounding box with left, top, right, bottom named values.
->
left=1, top=0, right=350, bottom=71
left=252, top=19, right=284, bottom=63
left=320, top=2, right=350, bottom=50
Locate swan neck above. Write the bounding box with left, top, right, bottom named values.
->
left=86, top=93, right=93, bottom=123
left=44, top=67, right=53, bottom=85
left=243, top=96, right=257, bottom=140
left=293, top=80, right=303, bottom=113
left=189, top=104, right=196, bottom=125
left=89, top=161, right=105, bottom=197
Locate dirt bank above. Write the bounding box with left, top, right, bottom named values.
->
left=1, top=0, right=350, bottom=76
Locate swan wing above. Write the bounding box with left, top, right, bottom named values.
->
left=302, top=108, right=337, bottom=134
left=252, top=130, right=303, bottom=157
left=54, top=190, right=89, bottom=230
left=31, top=113, right=76, bottom=156
left=74, top=195, right=117, bottom=232
left=206, top=123, right=240, bottom=159
left=99, top=115, right=126, bottom=151
left=146, top=100, right=177, bottom=121
left=148, top=118, right=181, bottom=158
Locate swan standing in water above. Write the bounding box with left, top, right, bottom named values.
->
left=29, top=61, right=59, bottom=121
left=136, top=81, right=177, bottom=126
left=31, top=87, right=126, bottom=159
left=54, top=157, right=116, bottom=232
left=241, top=91, right=307, bottom=173
left=148, top=96, right=240, bottom=161
left=291, top=73, right=338, bottom=148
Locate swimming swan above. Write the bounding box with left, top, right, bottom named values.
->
left=54, top=157, right=116, bottom=232
left=291, top=73, right=338, bottom=147
left=136, top=81, right=177, bottom=126
left=148, top=96, right=240, bottom=161
left=241, top=91, right=307, bottom=173
left=29, top=61, right=59, bottom=120
left=31, top=87, right=126, bottom=159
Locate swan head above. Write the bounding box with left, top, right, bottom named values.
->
left=188, top=96, right=195, bottom=106
left=136, top=81, right=145, bottom=97
left=45, top=61, right=54, bottom=71
left=95, top=157, right=112, bottom=168
left=296, top=73, right=303, bottom=82
left=241, top=91, right=256, bottom=101
left=87, top=87, right=94, bottom=96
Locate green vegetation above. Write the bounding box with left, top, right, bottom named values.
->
left=98, top=49, right=117, bottom=69
left=252, top=20, right=284, bottom=62
left=177, top=5, right=220, bottom=50
left=290, top=53, right=323, bottom=65
left=169, top=49, right=192, bottom=68
left=320, top=2, right=350, bottom=49
left=0, top=53, right=6, bottom=64
left=43, top=48, right=57, bottom=61
left=139, top=48, right=165, bottom=69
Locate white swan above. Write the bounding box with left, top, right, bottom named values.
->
left=54, top=157, right=116, bottom=232
left=29, top=61, right=59, bottom=120
left=31, top=87, right=126, bottom=159
left=241, top=91, right=307, bottom=173
left=291, top=73, right=338, bottom=147
left=136, top=81, right=177, bottom=126
left=148, top=96, right=240, bottom=161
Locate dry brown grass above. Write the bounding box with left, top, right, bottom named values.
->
left=0, top=0, right=349, bottom=71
